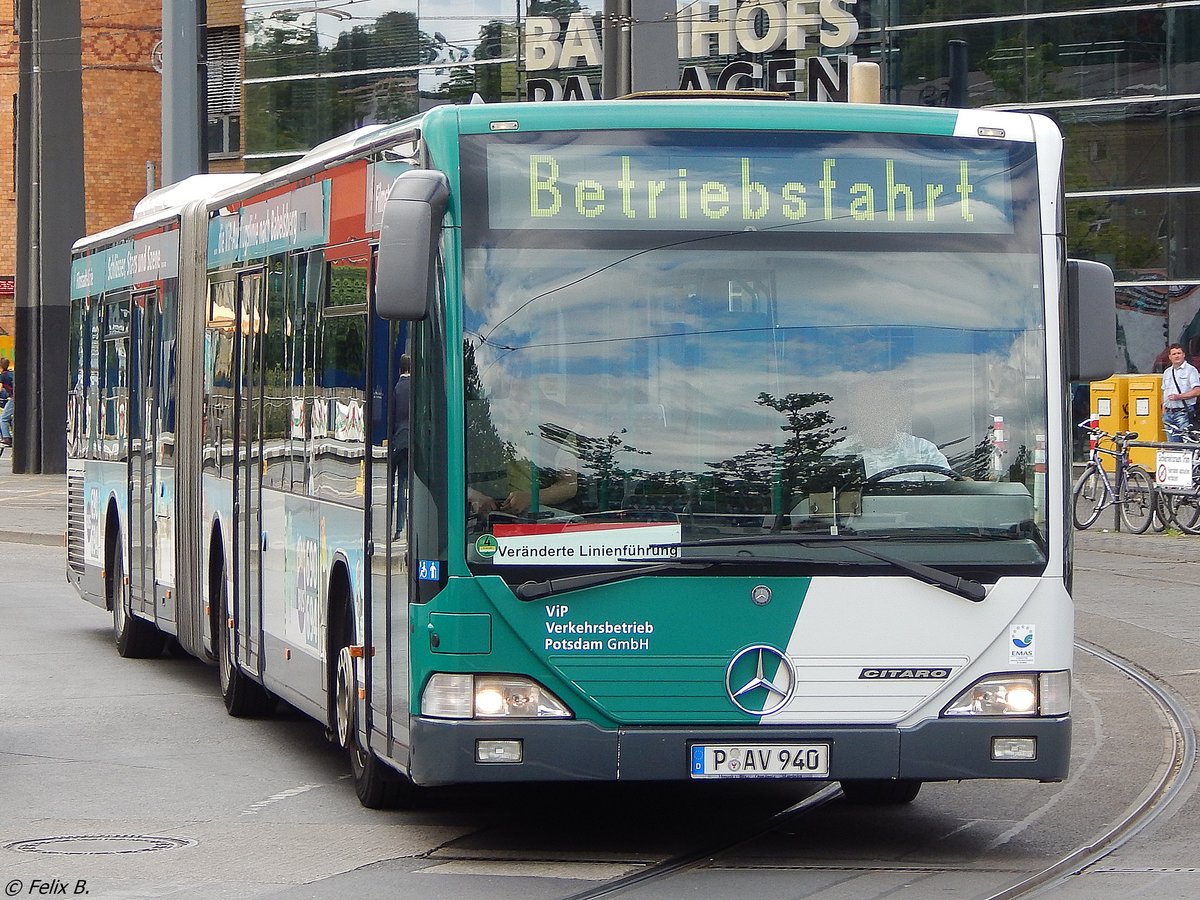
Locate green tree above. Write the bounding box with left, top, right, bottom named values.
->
left=528, top=1, right=583, bottom=16
left=329, top=12, right=424, bottom=129
left=244, top=10, right=427, bottom=160
left=429, top=18, right=522, bottom=104
left=977, top=40, right=1069, bottom=105
left=1062, top=137, right=1163, bottom=274
left=244, top=11, right=326, bottom=156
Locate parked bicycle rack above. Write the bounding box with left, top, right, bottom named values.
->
left=1129, top=440, right=1200, bottom=533
left=1128, top=440, right=1200, bottom=488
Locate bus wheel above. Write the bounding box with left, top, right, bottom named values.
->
left=110, top=538, right=164, bottom=659
left=839, top=779, right=922, bottom=804
left=216, top=571, right=274, bottom=718
left=334, top=643, right=414, bottom=809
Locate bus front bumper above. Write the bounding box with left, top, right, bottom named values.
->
left=407, top=715, right=1070, bottom=786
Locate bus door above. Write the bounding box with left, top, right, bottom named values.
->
left=367, top=310, right=408, bottom=749
left=130, top=290, right=157, bottom=620
left=235, top=269, right=266, bottom=674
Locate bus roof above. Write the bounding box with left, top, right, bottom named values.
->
left=72, top=173, right=256, bottom=253
left=434, top=98, right=1041, bottom=143
left=134, top=173, right=257, bottom=218
left=72, top=99, right=1049, bottom=256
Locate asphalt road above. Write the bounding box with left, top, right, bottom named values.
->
left=1, top=525, right=1196, bottom=898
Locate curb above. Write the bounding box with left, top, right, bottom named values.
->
left=0, top=531, right=66, bottom=547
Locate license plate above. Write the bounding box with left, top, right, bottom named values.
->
left=690, top=743, right=830, bottom=779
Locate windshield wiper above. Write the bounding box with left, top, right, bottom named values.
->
left=828, top=543, right=986, bottom=602
left=514, top=551, right=906, bottom=601
left=854, top=524, right=1039, bottom=542
left=514, top=539, right=986, bottom=601
left=653, top=535, right=987, bottom=603
left=514, top=560, right=712, bottom=601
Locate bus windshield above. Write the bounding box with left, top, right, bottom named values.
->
left=460, top=129, right=1046, bottom=576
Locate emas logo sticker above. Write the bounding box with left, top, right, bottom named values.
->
left=1009, top=624, right=1035, bottom=665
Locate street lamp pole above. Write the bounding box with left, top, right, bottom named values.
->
left=14, top=0, right=82, bottom=474
left=602, top=0, right=631, bottom=98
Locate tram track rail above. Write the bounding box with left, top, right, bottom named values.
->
left=560, top=638, right=1197, bottom=900
left=985, top=639, right=1197, bottom=899
left=559, top=784, right=844, bottom=900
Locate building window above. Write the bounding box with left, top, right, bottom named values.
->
left=207, top=26, right=242, bottom=159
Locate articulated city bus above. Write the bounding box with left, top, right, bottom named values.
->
left=68, top=98, right=1113, bottom=808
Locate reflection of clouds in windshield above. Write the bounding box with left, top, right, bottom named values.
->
left=466, top=246, right=709, bottom=348
left=465, top=249, right=1041, bottom=347
left=775, top=253, right=1039, bottom=331
left=988, top=330, right=1047, bottom=454
left=479, top=338, right=1045, bottom=476
left=480, top=357, right=780, bottom=472
left=830, top=358, right=978, bottom=435
left=464, top=246, right=1045, bottom=478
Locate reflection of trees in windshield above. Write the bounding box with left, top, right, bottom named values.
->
left=952, top=432, right=996, bottom=481
left=462, top=347, right=1044, bottom=542
left=464, top=341, right=507, bottom=496
left=570, top=427, right=651, bottom=511
left=464, top=370, right=855, bottom=523
left=705, top=392, right=846, bottom=515
left=946, top=426, right=1029, bottom=485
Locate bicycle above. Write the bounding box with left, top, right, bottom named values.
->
left=1152, top=419, right=1200, bottom=533
left=1072, top=423, right=1156, bottom=533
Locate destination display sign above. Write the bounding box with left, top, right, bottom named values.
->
left=484, top=133, right=1021, bottom=234
left=208, top=180, right=329, bottom=267
left=71, top=230, right=180, bottom=300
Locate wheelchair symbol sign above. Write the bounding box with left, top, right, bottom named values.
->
left=418, top=560, right=441, bottom=581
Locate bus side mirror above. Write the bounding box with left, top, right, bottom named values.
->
left=1065, top=258, right=1116, bottom=383
left=375, top=170, right=450, bottom=321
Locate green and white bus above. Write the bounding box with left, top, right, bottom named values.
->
left=68, top=97, right=1114, bottom=807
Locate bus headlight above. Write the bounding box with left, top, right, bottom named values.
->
left=943, top=671, right=1070, bottom=717
left=422, top=673, right=572, bottom=719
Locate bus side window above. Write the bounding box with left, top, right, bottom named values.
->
left=157, top=283, right=178, bottom=463
left=261, top=257, right=290, bottom=490
left=102, top=294, right=131, bottom=461
left=68, top=296, right=88, bottom=457
left=205, top=279, right=237, bottom=475
left=313, top=257, right=368, bottom=504
left=86, top=298, right=101, bottom=458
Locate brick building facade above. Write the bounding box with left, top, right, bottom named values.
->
left=0, top=2, right=161, bottom=361
left=0, top=0, right=245, bottom=361
left=0, top=11, right=20, bottom=359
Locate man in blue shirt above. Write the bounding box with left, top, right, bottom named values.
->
left=1161, top=343, right=1200, bottom=442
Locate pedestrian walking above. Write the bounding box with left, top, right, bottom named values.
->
left=0, top=357, right=14, bottom=448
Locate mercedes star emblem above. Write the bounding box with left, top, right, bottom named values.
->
left=725, top=645, right=795, bottom=715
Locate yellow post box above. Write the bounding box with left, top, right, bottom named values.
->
left=1124, top=375, right=1162, bottom=470
left=1090, top=377, right=1127, bottom=471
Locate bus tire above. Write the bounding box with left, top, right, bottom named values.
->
left=110, top=537, right=164, bottom=659
left=839, top=779, right=922, bottom=804
left=334, top=608, right=415, bottom=809
left=216, top=568, right=274, bottom=718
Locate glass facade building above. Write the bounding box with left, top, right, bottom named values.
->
left=242, top=1, right=1200, bottom=373
left=242, top=1, right=524, bottom=169
left=863, top=1, right=1200, bottom=376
